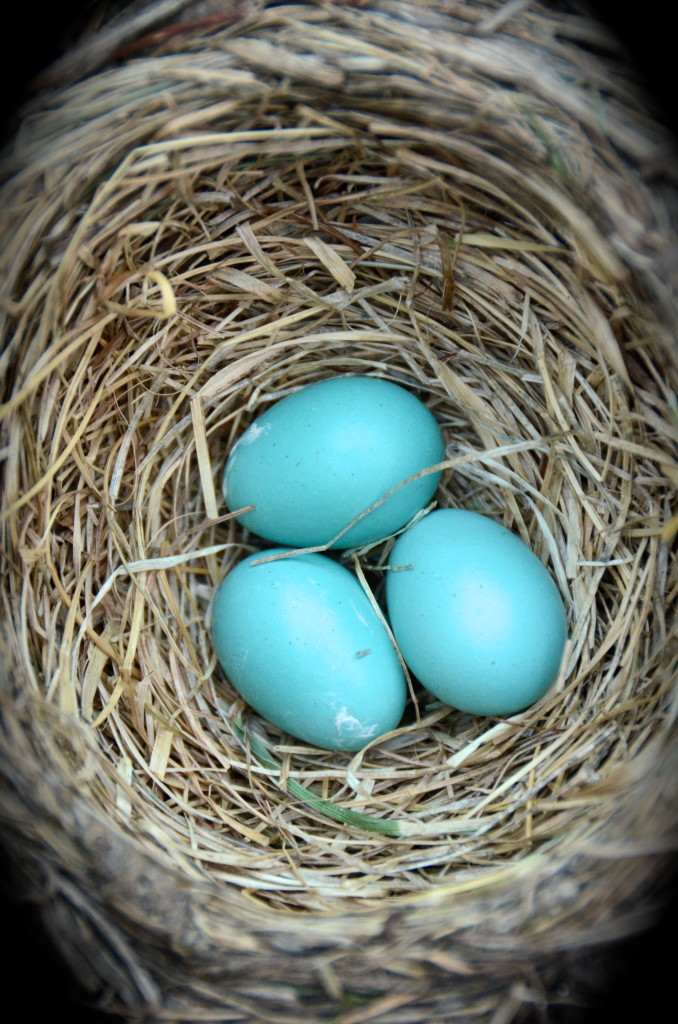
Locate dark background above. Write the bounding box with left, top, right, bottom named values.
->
left=1, top=2, right=675, bottom=1021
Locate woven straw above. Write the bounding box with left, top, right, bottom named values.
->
left=1, top=1, right=677, bottom=1020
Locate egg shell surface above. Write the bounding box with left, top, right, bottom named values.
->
left=212, top=548, right=407, bottom=750
left=223, top=376, right=445, bottom=549
left=385, top=509, right=567, bottom=716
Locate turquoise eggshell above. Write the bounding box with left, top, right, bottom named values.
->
left=212, top=548, right=407, bottom=750
left=223, top=376, right=445, bottom=549
left=385, top=509, right=567, bottom=716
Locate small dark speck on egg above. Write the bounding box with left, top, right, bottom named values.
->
left=355, top=648, right=372, bottom=658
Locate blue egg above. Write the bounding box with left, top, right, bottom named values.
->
left=385, top=509, right=567, bottom=716
left=212, top=548, right=407, bottom=750
left=223, top=376, right=444, bottom=549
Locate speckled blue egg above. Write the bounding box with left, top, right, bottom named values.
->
left=385, top=509, right=567, bottom=716
left=223, top=376, right=445, bottom=549
left=212, top=548, right=407, bottom=750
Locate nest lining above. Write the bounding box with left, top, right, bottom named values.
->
left=0, top=1, right=677, bottom=1018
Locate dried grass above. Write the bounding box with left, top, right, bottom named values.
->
left=1, top=1, right=677, bottom=1021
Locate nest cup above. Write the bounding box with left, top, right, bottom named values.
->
left=1, top=1, right=677, bottom=1020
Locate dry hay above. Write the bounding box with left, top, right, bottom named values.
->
left=1, top=1, right=677, bottom=1021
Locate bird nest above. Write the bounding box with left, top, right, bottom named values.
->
left=1, top=2, right=677, bottom=1021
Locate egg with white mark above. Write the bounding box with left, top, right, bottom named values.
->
left=212, top=548, right=407, bottom=750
